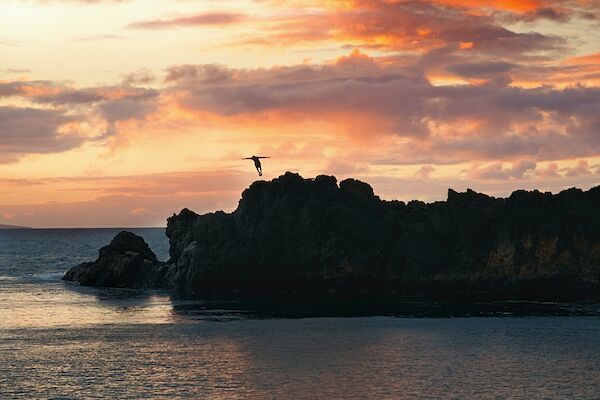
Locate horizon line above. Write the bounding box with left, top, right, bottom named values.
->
left=0, top=226, right=167, bottom=230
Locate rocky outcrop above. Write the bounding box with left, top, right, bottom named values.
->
left=63, top=172, right=600, bottom=300
left=63, top=231, right=167, bottom=288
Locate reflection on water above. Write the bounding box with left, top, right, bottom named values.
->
left=2, top=316, right=600, bottom=399
left=3, top=278, right=600, bottom=330
left=2, top=281, right=600, bottom=400
left=0, top=282, right=177, bottom=329
left=2, top=229, right=600, bottom=398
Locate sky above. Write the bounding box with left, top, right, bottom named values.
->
left=0, top=0, right=599, bottom=227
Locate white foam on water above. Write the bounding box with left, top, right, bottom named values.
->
left=29, top=271, right=64, bottom=281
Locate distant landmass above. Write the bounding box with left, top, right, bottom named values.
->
left=64, top=172, right=600, bottom=301
left=0, top=224, right=31, bottom=230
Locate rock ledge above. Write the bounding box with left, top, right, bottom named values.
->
left=63, top=172, right=600, bottom=301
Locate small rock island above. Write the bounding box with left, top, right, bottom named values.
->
left=63, top=172, right=600, bottom=301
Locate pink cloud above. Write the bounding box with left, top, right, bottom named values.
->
left=467, top=160, right=537, bottom=180
left=564, top=160, right=593, bottom=177
left=415, top=165, right=435, bottom=179
left=536, top=163, right=561, bottom=178
left=126, top=12, right=246, bottom=29
left=0, top=106, right=86, bottom=162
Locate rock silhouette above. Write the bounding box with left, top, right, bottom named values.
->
left=64, top=172, right=600, bottom=301
left=63, top=231, right=167, bottom=288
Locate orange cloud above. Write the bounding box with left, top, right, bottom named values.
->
left=436, top=0, right=543, bottom=12
left=239, top=0, right=568, bottom=54
left=563, top=52, right=600, bottom=65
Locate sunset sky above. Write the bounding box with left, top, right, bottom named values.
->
left=1, top=0, right=599, bottom=227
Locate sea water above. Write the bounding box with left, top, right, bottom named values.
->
left=1, top=229, right=600, bottom=399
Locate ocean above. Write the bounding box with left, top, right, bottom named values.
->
left=1, top=228, right=600, bottom=399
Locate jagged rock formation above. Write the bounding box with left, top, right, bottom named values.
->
left=63, top=231, right=167, bottom=288
left=64, top=172, right=600, bottom=300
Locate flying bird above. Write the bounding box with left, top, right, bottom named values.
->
left=243, top=155, right=270, bottom=176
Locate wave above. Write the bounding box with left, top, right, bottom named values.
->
left=28, top=271, right=64, bottom=282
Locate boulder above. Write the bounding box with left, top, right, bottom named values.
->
left=63, top=231, right=165, bottom=288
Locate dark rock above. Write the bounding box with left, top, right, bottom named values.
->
left=63, top=173, right=600, bottom=301
left=62, top=231, right=165, bottom=288
left=100, top=231, right=158, bottom=263
left=339, top=178, right=375, bottom=198
left=314, top=174, right=337, bottom=188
